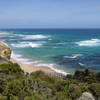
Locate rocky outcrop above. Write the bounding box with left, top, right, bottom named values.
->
left=0, top=42, right=11, bottom=61
left=78, top=92, right=95, bottom=100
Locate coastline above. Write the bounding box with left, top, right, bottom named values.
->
left=10, top=54, right=67, bottom=76
left=11, top=58, right=57, bottom=75
left=0, top=34, right=67, bottom=76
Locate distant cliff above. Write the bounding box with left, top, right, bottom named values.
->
left=0, top=42, right=11, bottom=63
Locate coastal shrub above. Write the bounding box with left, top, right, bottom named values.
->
left=96, top=72, right=100, bottom=81
left=0, top=78, right=7, bottom=94
left=89, top=83, right=100, bottom=98
left=55, top=92, right=70, bottom=100
left=30, top=71, right=56, bottom=84
left=67, top=84, right=82, bottom=100
left=0, top=62, right=100, bottom=99
left=0, top=62, right=24, bottom=76
left=4, top=80, right=23, bottom=96
left=21, top=78, right=35, bottom=96
left=24, top=96, right=35, bottom=100
left=78, top=83, right=89, bottom=92
left=65, top=74, right=73, bottom=80
left=74, top=69, right=97, bottom=83
left=0, top=96, right=7, bottom=100
left=30, top=71, right=57, bottom=92
left=24, top=92, right=51, bottom=100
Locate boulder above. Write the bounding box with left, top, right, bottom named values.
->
left=0, top=42, right=11, bottom=61
left=78, top=92, right=95, bottom=100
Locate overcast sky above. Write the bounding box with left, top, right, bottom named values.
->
left=0, top=0, right=100, bottom=28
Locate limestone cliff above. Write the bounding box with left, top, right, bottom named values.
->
left=0, top=42, right=11, bottom=61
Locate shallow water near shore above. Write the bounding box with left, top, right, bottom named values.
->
left=0, top=29, right=100, bottom=74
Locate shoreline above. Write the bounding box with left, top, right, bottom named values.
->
left=10, top=53, right=67, bottom=76
left=0, top=34, right=67, bottom=76
left=11, top=52, right=68, bottom=75
left=11, top=58, right=57, bottom=75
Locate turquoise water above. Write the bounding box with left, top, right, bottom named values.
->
left=0, top=29, right=100, bottom=74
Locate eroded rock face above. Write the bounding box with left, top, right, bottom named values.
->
left=78, top=92, right=95, bottom=100
left=0, top=42, right=11, bottom=61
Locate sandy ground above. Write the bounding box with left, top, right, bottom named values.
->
left=11, top=58, right=57, bottom=75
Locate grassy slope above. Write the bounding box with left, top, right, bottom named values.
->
left=0, top=62, right=100, bottom=100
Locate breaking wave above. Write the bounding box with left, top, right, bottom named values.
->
left=21, top=34, right=50, bottom=40
left=0, top=31, right=13, bottom=35
left=64, top=54, right=83, bottom=59
left=36, top=63, right=67, bottom=75
left=76, top=39, right=100, bottom=46
left=11, top=41, right=45, bottom=48
left=11, top=52, right=34, bottom=64
left=11, top=52, right=68, bottom=75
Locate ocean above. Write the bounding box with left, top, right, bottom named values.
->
left=0, top=29, right=100, bottom=74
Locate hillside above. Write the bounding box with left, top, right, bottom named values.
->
left=0, top=62, right=100, bottom=100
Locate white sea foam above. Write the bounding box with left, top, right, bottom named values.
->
left=11, top=52, right=68, bottom=75
left=64, top=54, right=83, bottom=59
left=21, top=34, right=49, bottom=40
left=11, top=41, right=44, bottom=48
left=11, top=52, right=34, bottom=64
left=0, top=31, right=14, bottom=35
left=79, top=63, right=84, bottom=66
left=29, top=42, right=42, bottom=48
left=11, top=43, right=29, bottom=48
left=36, top=63, right=68, bottom=75
left=0, top=32, right=10, bottom=35
left=76, top=39, right=100, bottom=46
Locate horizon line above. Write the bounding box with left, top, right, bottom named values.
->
left=0, top=27, right=100, bottom=30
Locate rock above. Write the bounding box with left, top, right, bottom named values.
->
left=1, top=48, right=11, bottom=60
left=0, top=42, right=11, bottom=61
left=78, top=92, right=95, bottom=100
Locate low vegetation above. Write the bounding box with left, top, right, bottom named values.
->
left=0, top=62, right=100, bottom=100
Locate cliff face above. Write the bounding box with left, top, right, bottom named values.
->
left=0, top=42, right=11, bottom=61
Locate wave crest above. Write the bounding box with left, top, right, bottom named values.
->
left=11, top=52, right=67, bottom=75
left=21, top=34, right=49, bottom=40
left=11, top=41, right=44, bottom=48
left=64, top=54, right=83, bottom=59
left=76, top=39, right=100, bottom=46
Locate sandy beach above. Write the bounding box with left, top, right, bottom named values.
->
left=0, top=34, right=53, bottom=75
left=0, top=34, right=66, bottom=76
left=11, top=58, right=57, bottom=75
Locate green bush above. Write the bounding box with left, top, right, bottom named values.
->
left=89, top=83, right=100, bottom=98
left=74, top=69, right=97, bottom=83
left=78, top=83, right=89, bottom=92
left=0, top=62, right=100, bottom=99
left=4, top=80, right=23, bottom=96
left=0, top=62, right=24, bottom=75
left=0, top=96, right=7, bottom=100
left=67, top=84, right=82, bottom=100
left=0, top=78, right=7, bottom=94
